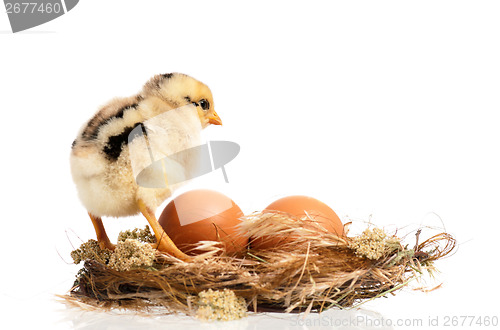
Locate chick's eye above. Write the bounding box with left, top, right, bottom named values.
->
left=199, top=99, right=210, bottom=111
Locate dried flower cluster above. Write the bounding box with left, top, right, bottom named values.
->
left=71, top=226, right=156, bottom=270
left=117, top=226, right=156, bottom=243
left=70, top=239, right=112, bottom=264
left=348, top=228, right=400, bottom=259
left=108, top=239, right=156, bottom=272
left=196, top=289, right=247, bottom=321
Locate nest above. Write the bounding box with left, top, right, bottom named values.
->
left=62, top=211, right=456, bottom=319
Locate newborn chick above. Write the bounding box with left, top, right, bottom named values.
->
left=70, top=73, right=222, bottom=261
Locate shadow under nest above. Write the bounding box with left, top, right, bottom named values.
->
left=65, top=211, right=456, bottom=316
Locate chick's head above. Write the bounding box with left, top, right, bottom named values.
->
left=141, top=73, right=222, bottom=128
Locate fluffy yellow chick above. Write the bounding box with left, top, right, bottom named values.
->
left=70, top=73, right=222, bottom=261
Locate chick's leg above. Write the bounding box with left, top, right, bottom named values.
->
left=137, top=199, right=192, bottom=261
left=89, top=213, right=115, bottom=250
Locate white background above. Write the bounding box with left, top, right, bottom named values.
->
left=1, top=1, right=499, bottom=329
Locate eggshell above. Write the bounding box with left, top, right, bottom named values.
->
left=251, top=195, right=344, bottom=250
left=159, top=189, right=248, bottom=255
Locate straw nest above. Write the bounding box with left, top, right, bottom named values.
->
left=62, top=211, right=456, bottom=320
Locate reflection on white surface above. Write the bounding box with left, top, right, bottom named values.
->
left=59, top=303, right=394, bottom=330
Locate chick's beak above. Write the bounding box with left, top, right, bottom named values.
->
left=208, top=110, right=222, bottom=125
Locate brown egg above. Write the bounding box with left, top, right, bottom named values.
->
left=251, top=195, right=344, bottom=250
left=159, top=189, right=248, bottom=255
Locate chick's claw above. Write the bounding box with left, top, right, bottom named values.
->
left=137, top=199, right=192, bottom=262
left=89, top=213, right=115, bottom=251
